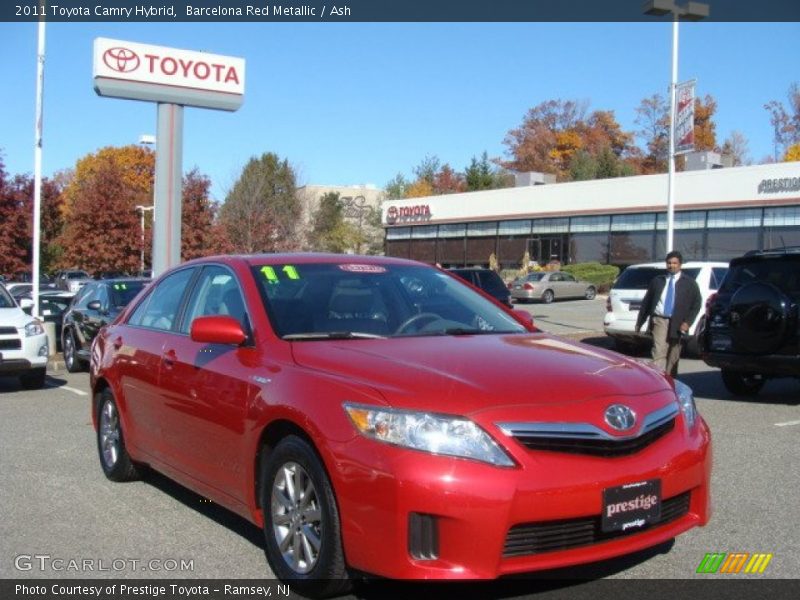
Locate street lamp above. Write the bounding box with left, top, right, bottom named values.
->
left=643, top=0, right=709, bottom=253
left=135, top=205, right=155, bottom=275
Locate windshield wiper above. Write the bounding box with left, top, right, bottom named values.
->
left=282, top=331, right=386, bottom=340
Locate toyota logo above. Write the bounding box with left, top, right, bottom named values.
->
left=103, top=47, right=141, bottom=73
left=386, top=206, right=398, bottom=223
left=604, top=404, right=636, bottom=431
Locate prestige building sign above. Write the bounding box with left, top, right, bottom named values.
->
left=758, top=177, right=800, bottom=194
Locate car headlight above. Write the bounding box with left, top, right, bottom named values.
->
left=344, top=403, right=515, bottom=467
left=24, top=320, right=45, bottom=337
left=674, top=379, right=697, bottom=429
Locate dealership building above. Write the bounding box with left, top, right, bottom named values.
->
left=382, top=160, right=800, bottom=268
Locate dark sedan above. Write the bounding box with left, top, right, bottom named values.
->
left=62, top=278, right=148, bottom=372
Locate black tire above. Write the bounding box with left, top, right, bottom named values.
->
left=96, top=388, right=140, bottom=482
left=20, top=368, right=46, bottom=390
left=584, top=286, right=597, bottom=300
left=261, top=435, right=351, bottom=598
left=721, top=369, right=766, bottom=396
left=542, top=289, right=554, bottom=304
left=64, top=330, right=83, bottom=373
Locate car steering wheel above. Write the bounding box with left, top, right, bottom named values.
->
left=395, top=312, right=441, bottom=335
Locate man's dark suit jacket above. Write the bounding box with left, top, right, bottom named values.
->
left=635, top=273, right=702, bottom=341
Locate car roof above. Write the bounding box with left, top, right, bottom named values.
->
left=182, top=253, right=429, bottom=269
left=624, top=261, right=729, bottom=269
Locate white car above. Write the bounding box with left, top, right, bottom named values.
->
left=603, top=261, right=729, bottom=356
left=0, top=284, right=49, bottom=389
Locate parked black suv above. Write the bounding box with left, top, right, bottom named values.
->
left=447, top=268, right=513, bottom=307
left=702, top=248, right=800, bottom=395
left=61, top=278, right=148, bottom=372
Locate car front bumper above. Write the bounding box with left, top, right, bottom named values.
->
left=329, top=417, right=712, bottom=579
left=0, top=332, right=48, bottom=376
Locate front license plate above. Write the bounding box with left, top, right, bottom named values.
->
left=602, top=479, right=661, bottom=533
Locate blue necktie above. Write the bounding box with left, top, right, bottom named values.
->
left=664, top=275, right=675, bottom=317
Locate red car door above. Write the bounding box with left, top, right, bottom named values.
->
left=156, top=265, right=259, bottom=504
left=117, top=267, right=196, bottom=460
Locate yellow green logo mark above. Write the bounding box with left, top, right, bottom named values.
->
left=696, top=552, right=773, bottom=574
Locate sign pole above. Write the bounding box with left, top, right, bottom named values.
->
left=152, top=103, right=184, bottom=277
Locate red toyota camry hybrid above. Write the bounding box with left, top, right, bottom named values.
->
left=90, top=254, right=711, bottom=597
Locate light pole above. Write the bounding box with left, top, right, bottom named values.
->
left=135, top=205, right=155, bottom=275
left=643, top=0, right=709, bottom=253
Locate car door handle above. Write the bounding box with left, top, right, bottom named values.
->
left=162, top=349, right=177, bottom=369
left=112, top=336, right=123, bottom=350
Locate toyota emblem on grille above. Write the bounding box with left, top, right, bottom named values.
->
left=103, top=47, right=141, bottom=73
left=604, top=404, right=636, bottom=431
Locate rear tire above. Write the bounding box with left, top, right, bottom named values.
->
left=261, top=436, right=351, bottom=598
left=64, top=331, right=83, bottom=373
left=584, top=286, right=597, bottom=300
left=542, top=290, right=554, bottom=304
left=96, top=388, right=140, bottom=482
left=721, top=369, right=765, bottom=396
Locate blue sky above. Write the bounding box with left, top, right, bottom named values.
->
left=1, top=21, right=798, bottom=201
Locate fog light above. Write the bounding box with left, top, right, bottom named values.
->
left=38, top=341, right=49, bottom=357
left=408, top=513, right=439, bottom=560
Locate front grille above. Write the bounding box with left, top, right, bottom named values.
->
left=0, top=338, right=22, bottom=350
left=503, top=492, right=690, bottom=558
left=513, top=420, right=675, bottom=457
left=0, top=327, right=18, bottom=335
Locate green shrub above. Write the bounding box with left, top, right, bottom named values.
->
left=562, top=262, right=619, bottom=293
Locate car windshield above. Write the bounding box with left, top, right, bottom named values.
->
left=719, top=258, right=800, bottom=297
left=251, top=262, right=527, bottom=340
left=109, top=281, right=147, bottom=309
left=68, top=271, right=90, bottom=279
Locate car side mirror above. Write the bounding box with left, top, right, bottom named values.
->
left=87, top=300, right=103, bottom=312
left=190, top=315, right=247, bottom=346
left=512, top=309, right=535, bottom=330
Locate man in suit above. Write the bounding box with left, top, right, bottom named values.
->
left=635, top=251, right=701, bottom=376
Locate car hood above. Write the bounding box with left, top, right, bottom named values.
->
left=290, top=333, right=673, bottom=416
left=0, top=306, right=32, bottom=329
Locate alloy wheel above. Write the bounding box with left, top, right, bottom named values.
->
left=271, top=461, right=323, bottom=574
left=99, top=398, right=121, bottom=468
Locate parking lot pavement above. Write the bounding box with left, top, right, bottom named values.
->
left=1, top=308, right=797, bottom=588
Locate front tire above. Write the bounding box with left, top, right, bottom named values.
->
left=584, top=286, right=597, bottom=300
left=542, top=289, right=554, bottom=304
left=261, top=436, right=350, bottom=598
left=721, top=369, right=765, bottom=396
left=96, top=388, right=140, bottom=481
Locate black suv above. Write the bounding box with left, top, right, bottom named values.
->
left=447, top=268, right=512, bottom=307
left=702, top=248, right=800, bottom=395
left=62, top=278, right=148, bottom=372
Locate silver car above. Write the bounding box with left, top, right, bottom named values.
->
left=510, top=271, right=597, bottom=304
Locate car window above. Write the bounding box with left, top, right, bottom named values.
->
left=475, top=271, right=508, bottom=295
left=76, top=283, right=99, bottom=309
left=720, top=258, right=800, bottom=296
left=95, top=285, right=110, bottom=309
left=109, top=281, right=147, bottom=309
left=253, top=262, right=525, bottom=339
left=128, top=268, right=195, bottom=331
left=613, top=267, right=663, bottom=290
left=710, top=267, right=728, bottom=291
left=0, top=286, right=13, bottom=309
left=681, top=268, right=700, bottom=281
left=180, top=266, right=248, bottom=334
left=562, top=273, right=576, bottom=282
left=525, top=273, right=545, bottom=282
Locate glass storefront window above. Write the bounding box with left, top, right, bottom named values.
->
left=467, top=222, right=498, bottom=236
left=532, top=218, right=569, bottom=233
left=438, top=223, right=467, bottom=238
left=763, top=206, right=800, bottom=227
left=386, top=227, right=411, bottom=240
left=498, top=220, right=532, bottom=235
left=570, top=216, right=610, bottom=232
left=656, top=211, right=706, bottom=230
left=611, top=213, right=656, bottom=231
left=411, top=225, right=437, bottom=239
left=707, top=208, right=762, bottom=229
left=705, top=229, right=760, bottom=260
